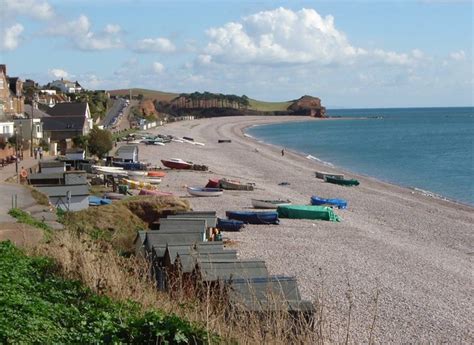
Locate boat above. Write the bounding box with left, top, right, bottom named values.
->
left=121, top=178, right=155, bottom=190
left=128, top=177, right=161, bottom=184
left=183, top=136, right=194, bottom=141
left=217, top=218, right=245, bottom=232
left=89, top=196, right=112, bottom=206
left=315, top=171, right=345, bottom=180
left=218, top=139, right=232, bottom=143
left=251, top=199, right=291, bottom=209
left=310, top=196, right=347, bottom=209
left=126, top=170, right=148, bottom=177
left=187, top=187, right=224, bottom=197
left=103, top=192, right=125, bottom=200
left=171, top=138, right=184, bottom=143
left=205, top=178, right=220, bottom=188
left=147, top=170, right=166, bottom=178
left=325, top=176, right=360, bottom=186
left=138, top=189, right=174, bottom=196
left=219, top=178, right=254, bottom=191
left=225, top=211, right=279, bottom=225
left=161, top=158, right=193, bottom=170
left=277, top=205, right=340, bottom=222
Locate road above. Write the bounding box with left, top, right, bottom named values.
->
left=101, top=98, right=128, bottom=129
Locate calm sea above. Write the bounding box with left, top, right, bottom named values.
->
left=247, top=107, right=474, bottom=205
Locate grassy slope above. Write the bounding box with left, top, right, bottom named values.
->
left=0, top=241, right=210, bottom=344
left=108, top=88, right=293, bottom=112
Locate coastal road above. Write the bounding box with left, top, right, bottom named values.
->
left=136, top=116, right=474, bottom=343
left=101, top=98, right=128, bottom=129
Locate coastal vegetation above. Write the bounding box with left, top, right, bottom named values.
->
left=0, top=241, right=211, bottom=344
left=69, top=90, right=110, bottom=122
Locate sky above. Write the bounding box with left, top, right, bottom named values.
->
left=0, top=0, right=472, bottom=108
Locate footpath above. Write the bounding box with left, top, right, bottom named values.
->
left=0, top=154, right=63, bottom=246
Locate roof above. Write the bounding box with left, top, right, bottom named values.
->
left=47, top=102, right=88, bottom=117
left=24, top=104, right=50, bottom=118
left=28, top=172, right=64, bottom=181
left=177, top=251, right=239, bottom=273
left=164, top=242, right=226, bottom=262
left=167, top=214, right=217, bottom=228
left=159, top=218, right=207, bottom=233
left=40, top=161, right=65, bottom=168
left=144, top=231, right=204, bottom=254
left=196, top=259, right=268, bottom=282
left=42, top=116, right=85, bottom=132
left=116, top=145, right=138, bottom=154
left=36, top=184, right=89, bottom=197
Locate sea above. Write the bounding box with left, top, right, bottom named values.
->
left=246, top=107, right=474, bottom=206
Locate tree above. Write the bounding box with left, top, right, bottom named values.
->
left=87, top=127, right=113, bottom=159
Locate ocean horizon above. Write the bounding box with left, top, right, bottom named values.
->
left=247, top=107, right=474, bottom=205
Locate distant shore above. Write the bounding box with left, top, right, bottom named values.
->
left=136, top=116, right=473, bottom=342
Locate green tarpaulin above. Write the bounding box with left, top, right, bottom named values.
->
left=277, top=205, right=341, bottom=222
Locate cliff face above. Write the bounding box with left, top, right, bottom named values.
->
left=287, top=95, right=326, bottom=117
left=139, top=99, right=160, bottom=119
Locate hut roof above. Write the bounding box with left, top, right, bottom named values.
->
left=196, top=259, right=268, bottom=282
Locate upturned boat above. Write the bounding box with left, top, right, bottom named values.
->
left=217, top=218, right=245, bottom=232
left=325, top=176, right=360, bottom=186
left=277, top=205, right=340, bottom=222
left=225, top=211, right=279, bottom=225
left=251, top=198, right=291, bottom=209
left=310, top=196, right=347, bottom=209
left=219, top=178, right=254, bottom=191
left=315, top=171, right=345, bottom=180
left=161, top=158, right=193, bottom=170
left=147, top=170, right=166, bottom=178
left=187, top=187, right=224, bottom=197
left=89, top=196, right=112, bottom=206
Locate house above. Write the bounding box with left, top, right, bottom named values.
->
left=42, top=102, right=93, bottom=154
left=49, top=78, right=82, bottom=94
left=0, top=64, right=24, bottom=117
left=115, top=145, right=139, bottom=163
left=37, top=90, right=68, bottom=108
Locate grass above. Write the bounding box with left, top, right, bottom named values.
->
left=0, top=241, right=212, bottom=344
left=8, top=208, right=51, bottom=232
left=27, top=186, right=50, bottom=206
left=248, top=98, right=292, bottom=112
left=108, top=88, right=179, bottom=102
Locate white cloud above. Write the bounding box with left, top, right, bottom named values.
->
left=203, top=7, right=366, bottom=66
left=134, top=38, right=176, bottom=53
left=48, top=68, right=69, bottom=79
left=1, top=24, right=24, bottom=51
left=47, top=15, right=123, bottom=51
left=449, top=50, right=466, bottom=61
left=4, top=0, right=54, bottom=20
left=152, top=62, right=165, bottom=74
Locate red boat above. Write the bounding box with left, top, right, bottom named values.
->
left=205, top=178, right=220, bottom=188
left=161, top=158, right=193, bottom=170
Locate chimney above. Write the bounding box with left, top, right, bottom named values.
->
left=0, top=64, right=6, bottom=75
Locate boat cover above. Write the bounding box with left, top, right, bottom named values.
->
left=277, top=205, right=340, bottom=222
left=225, top=211, right=279, bottom=225
left=325, top=176, right=360, bottom=186
left=217, top=218, right=245, bottom=232
left=89, top=196, right=112, bottom=206
left=310, top=196, right=347, bottom=209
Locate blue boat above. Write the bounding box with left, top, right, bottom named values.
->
left=225, top=211, right=279, bottom=225
left=217, top=218, right=245, bottom=232
left=310, top=196, right=347, bottom=209
left=89, top=196, right=112, bottom=206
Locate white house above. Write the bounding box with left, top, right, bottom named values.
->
left=0, top=121, right=14, bottom=138
left=50, top=79, right=82, bottom=94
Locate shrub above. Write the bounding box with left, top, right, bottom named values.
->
left=87, top=127, right=113, bottom=158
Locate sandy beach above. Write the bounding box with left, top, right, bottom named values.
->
left=135, top=116, right=473, bottom=342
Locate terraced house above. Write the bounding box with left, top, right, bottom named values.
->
left=0, top=64, right=25, bottom=139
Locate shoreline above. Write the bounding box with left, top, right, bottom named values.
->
left=242, top=117, right=474, bottom=209
left=138, top=115, right=473, bottom=342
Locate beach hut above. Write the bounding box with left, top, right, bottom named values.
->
left=40, top=161, right=66, bottom=174
left=115, top=145, right=139, bottom=163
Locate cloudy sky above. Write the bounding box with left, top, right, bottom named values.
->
left=0, top=0, right=472, bottom=108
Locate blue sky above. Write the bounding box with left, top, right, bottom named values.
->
left=0, top=0, right=472, bottom=108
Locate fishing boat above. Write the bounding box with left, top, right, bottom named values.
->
left=138, top=189, right=174, bottom=196
left=126, top=170, right=148, bottom=177
left=147, top=170, right=166, bottom=178
left=277, top=205, right=340, bottom=222
left=251, top=198, right=291, bottom=209
left=315, top=171, right=345, bottom=180
left=225, top=211, right=279, bottom=225
left=310, top=196, right=347, bottom=209
left=325, top=176, right=360, bottom=186
left=219, top=178, right=254, bottom=191
left=161, top=158, right=193, bottom=170
left=187, top=187, right=224, bottom=197
left=205, top=178, right=220, bottom=188
left=217, top=218, right=245, bottom=232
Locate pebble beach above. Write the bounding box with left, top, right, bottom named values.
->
left=135, top=115, right=473, bottom=343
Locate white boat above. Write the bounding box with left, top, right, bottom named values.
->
left=187, top=186, right=224, bottom=197
left=93, top=166, right=124, bottom=174
left=251, top=198, right=292, bottom=209
left=314, top=171, right=344, bottom=180
left=126, top=170, right=148, bottom=177
left=194, top=141, right=205, bottom=146
left=171, top=138, right=184, bottom=143
left=128, top=175, right=162, bottom=184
